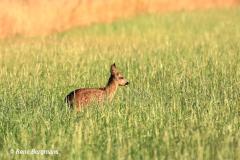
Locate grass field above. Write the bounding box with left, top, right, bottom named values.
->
left=0, top=8, right=240, bottom=160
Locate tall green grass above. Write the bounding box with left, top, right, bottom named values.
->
left=0, top=8, right=240, bottom=160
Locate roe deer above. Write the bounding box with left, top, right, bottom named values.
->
left=65, top=63, right=129, bottom=111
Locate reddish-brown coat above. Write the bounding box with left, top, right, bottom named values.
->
left=65, top=63, right=128, bottom=111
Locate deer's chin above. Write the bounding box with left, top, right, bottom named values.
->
left=122, top=82, right=129, bottom=86
left=119, top=81, right=129, bottom=86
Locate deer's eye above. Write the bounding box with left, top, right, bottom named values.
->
left=119, top=77, right=124, bottom=79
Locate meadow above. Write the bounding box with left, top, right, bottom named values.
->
left=0, top=8, right=240, bottom=160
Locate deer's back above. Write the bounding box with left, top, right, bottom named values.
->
left=65, top=88, right=106, bottom=107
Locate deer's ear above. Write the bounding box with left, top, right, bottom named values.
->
left=110, top=63, right=117, bottom=74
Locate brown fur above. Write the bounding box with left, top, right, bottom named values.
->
left=65, top=63, right=129, bottom=111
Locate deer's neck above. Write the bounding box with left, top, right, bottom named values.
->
left=105, top=75, right=118, bottom=100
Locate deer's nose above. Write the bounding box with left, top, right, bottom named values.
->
left=125, top=82, right=129, bottom=85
